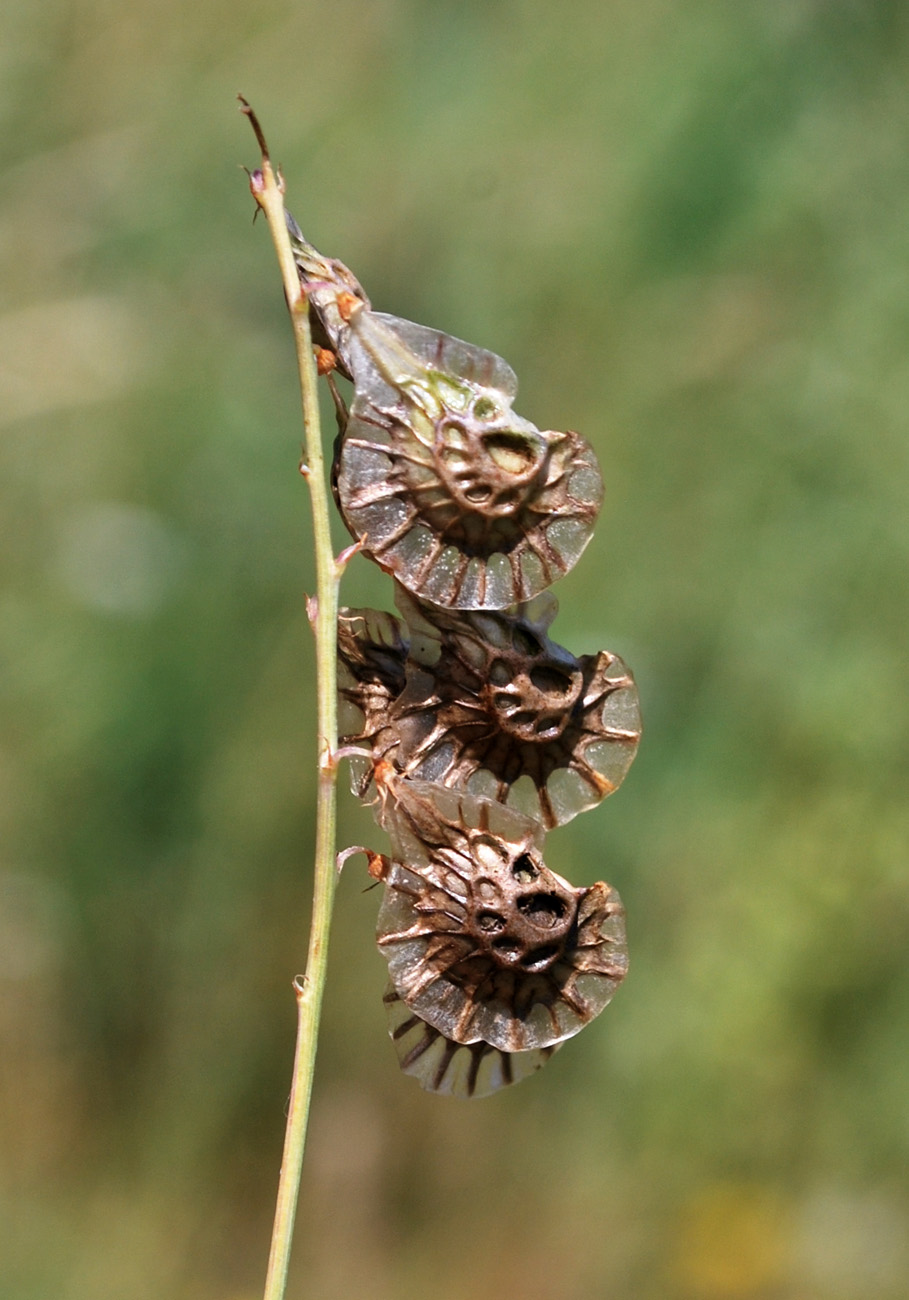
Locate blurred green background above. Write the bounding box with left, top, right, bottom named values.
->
left=2, top=1, right=908, bottom=1297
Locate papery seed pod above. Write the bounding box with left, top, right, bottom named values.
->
left=383, top=985, right=558, bottom=1098
left=391, top=585, right=641, bottom=828
left=372, top=774, right=628, bottom=1054
left=287, top=218, right=604, bottom=606
left=336, top=591, right=641, bottom=826
left=335, top=307, right=604, bottom=609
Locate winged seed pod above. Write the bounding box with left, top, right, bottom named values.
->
left=371, top=773, right=628, bottom=1055
left=287, top=213, right=603, bottom=609
left=392, top=585, right=640, bottom=827
left=337, top=310, right=603, bottom=609
left=336, top=586, right=641, bottom=827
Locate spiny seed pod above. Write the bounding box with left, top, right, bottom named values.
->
left=289, top=216, right=604, bottom=608
left=383, top=985, right=558, bottom=1099
left=392, top=585, right=641, bottom=827
left=372, top=773, right=628, bottom=1054
left=336, top=588, right=641, bottom=827
left=336, top=306, right=604, bottom=609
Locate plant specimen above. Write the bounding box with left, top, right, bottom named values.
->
left=241, top=100, right=640, bottom=1300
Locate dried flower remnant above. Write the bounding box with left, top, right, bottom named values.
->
left=371, top=774, right=628, bottom=1055
left=337, top=605, right=408, bottom=790
left=285, top=213, right=368, bottom=379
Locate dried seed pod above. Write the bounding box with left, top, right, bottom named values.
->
left=336, top=590, right=641, bottom=826
left=383, top=985, right=558, bottom=1098
left=335, top=307, right=604, bottom=609
left=373, top=775, right=628, bottom=1053
left=391, top=585, right=641, bottom=827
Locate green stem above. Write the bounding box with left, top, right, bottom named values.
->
left=241, top=100, right=341, bottom=1300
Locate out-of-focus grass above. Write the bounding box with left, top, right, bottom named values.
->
left=2, top=2, right=908, bottom=1297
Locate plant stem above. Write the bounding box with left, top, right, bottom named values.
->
left=241, top=99, right=341, bottom=1300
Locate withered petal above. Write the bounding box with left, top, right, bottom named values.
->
left=285, top=213, right=369, bottom=378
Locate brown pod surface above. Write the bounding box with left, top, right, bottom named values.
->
left=336, top=590, right=641, bottom=826
left=391, top=586, right=641, bottom=827
left=373, top=775, right=628, bottom=1053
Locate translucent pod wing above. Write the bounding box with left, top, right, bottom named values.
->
left=357, top=312, right=519, bottom=406
left=383, top=985, right=558, bottom=1098
left=335, top=306, right=603, bottom=609
left=373, top=775, right=628, bottom=1054
left=398, top=584, right=559, bottom=664
left=388, top=585, right=642, bottom=828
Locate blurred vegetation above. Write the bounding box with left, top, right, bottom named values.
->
left=2, top=1, right=908, bottom=1297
